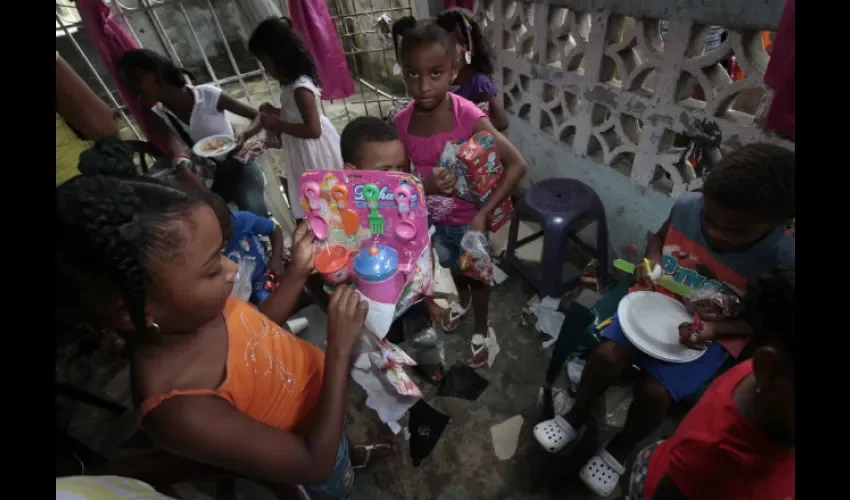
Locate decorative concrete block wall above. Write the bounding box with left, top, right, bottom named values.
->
left=472, top=0, right=792, bottom=253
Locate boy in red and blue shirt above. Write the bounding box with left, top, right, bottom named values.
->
left=533, top=143, right=795, bottom=496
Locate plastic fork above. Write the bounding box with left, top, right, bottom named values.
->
left=362, top=184, right=384, bottom=235
left=613, top=259, right=691, bottom=297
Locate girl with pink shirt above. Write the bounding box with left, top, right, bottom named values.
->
left=391, top=17, right=527, bottom=367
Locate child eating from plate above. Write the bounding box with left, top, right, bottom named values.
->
left=533, top=143, right=795, bottom=497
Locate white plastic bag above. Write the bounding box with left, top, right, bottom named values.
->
left=229, top=253, right=256, bottom=302
left=458, top=230, right=494, bottom=285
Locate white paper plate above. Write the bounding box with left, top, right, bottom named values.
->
left=192, top=134, right=237, bottom=160
left=617, top=291, right=707, bottom=363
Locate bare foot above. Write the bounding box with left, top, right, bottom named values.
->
left=350, top=435, right=396, bottom=469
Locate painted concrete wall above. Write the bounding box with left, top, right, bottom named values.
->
left=550, top=0, right=784, bottom=30
left=507, top=114, right=673, bottom=254
left=476, top=0, right=791, bottom=256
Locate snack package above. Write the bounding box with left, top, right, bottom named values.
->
left=458, top=231, right=494, bottom=285
left=368, top=339, right=417, bottom=370
left=683, top=286, right=744, bottom=321
left=456, top=132, right=500, bottom=198
left=455, top=132, right=514, bottom=232
left=437, top=133, right=515, bottom=232
left=437, top=141, right=473, bottom=200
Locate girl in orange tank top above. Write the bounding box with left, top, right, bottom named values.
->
left=56, top=139, right=393, bottom=500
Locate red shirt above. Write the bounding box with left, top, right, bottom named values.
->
left=645, top=360, right=794, bottom=499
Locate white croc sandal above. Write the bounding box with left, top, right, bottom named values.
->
left=533, top=415, right=579, bottom=453
left=579, top=449, right=626, bottom=497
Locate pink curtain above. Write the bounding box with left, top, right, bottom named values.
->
left=76, top=0, right=165, bottom=152
left=288, top=0, right=355, bottom=100
left=764, top=0, right=795, bottom=140
left=444, top=0, right=475, bottom=11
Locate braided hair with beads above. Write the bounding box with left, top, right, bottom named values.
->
left=391, top=16, right=457, bottom=66
left=436, top=8, right=495, bottom=75
left=56, top=138, right=205, bottom=339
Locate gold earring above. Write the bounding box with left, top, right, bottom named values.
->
left=147, top=320, right=161, bottom=335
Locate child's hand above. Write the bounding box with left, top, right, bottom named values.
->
left=259, top=102, right=280, bottom=115
left=634, top=253, right=662, bottom=287
left=235, top=133, right=246, bottom=150
left=268, top=259, right=285, bottom=280
left=260, top=112, right=280, bottom=129
left=470, top=213, right=488, bottom=232
left=289, top=221, right=315, bottom=278
left=327, top=284, right=369, bottom=355
left=424, top=167, right=456, bottom=196
left=678, top=321, right=716, bottom=350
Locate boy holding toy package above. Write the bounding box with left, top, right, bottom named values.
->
left=340, top=117, right=445, bottom=376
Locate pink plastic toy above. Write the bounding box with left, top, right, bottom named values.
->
left=301, top=181, right=329, bottom=241
left=314, top=244, right=356, bottom=284
left=393, top=184, right=417, bottom=242
left=298, top=171, right=432, bottom=338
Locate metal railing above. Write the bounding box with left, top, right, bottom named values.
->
left=55, top=0, right=413, bottom=140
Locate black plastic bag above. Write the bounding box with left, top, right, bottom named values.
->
left=437, top=363, right=489, bottom=401
left=408, top=400, right=450, bottom=466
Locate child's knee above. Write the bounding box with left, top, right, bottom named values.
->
left=592, top=339, right=631, bottom=371
left=434, top=241, right=458, bottom=268
left=634, top=374, right=673, bottom=408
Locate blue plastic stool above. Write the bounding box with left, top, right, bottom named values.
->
left=505, top=178, right=609, bottom=298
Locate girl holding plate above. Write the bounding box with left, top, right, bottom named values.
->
left=118, top=49, right=269, bottom=216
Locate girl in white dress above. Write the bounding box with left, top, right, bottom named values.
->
left=246, top=17, right=343, bottom=221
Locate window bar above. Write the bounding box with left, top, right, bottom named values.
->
left=328, top=6, right=412, bottom=19
left=56, top=12, right=141, bottom=139
left=327, top=46, right=403, bottom=55
left=110, top=1, right=144, bottom=47
left=258, top=63, right=277, bottom=103
left=174, top=1, right=220, bottom=83
left=205, top=0, right=252, bottom=101
left=358, top=79, right=403, bottom=105
left=335, top=2, right=368, bottom=119
left=331, top=0, right=358, bottom=123
left=368, top=0, right=385, bottom=117
left=142, top=0, right=187, bottom=70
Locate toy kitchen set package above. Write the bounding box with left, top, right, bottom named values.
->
left=299, top=170, right=433, bottom=403
left=299, top=170, right=433, bottom=337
